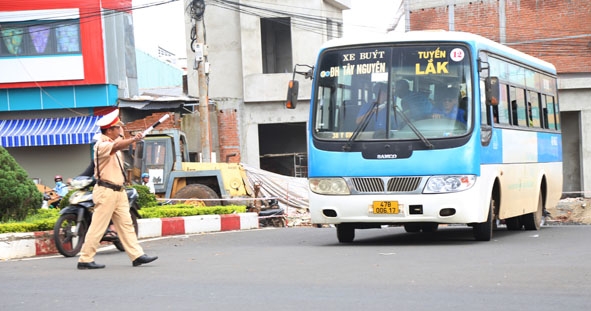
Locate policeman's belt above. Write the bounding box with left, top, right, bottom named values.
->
left=97, top=180, right=124, bottom=192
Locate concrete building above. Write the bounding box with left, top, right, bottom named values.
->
left=184, top=0, right=350, bottom=176
left=404, top=0, right=591, bottom=196
left=0, top=0, right=138, bottom=185
left=184, top=0, right=591, bottom=198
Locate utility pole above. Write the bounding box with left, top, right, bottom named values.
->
left=191, top=0, right=211, bottom=162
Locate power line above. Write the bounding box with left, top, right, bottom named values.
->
left=0, top=1, right=180, bottom=115
left=0, top=0, right=178, bottom=42
left=1, top=0, right=588, bottom=50
left=208, top=0, right=342, bottom=38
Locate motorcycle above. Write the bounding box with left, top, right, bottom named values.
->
left=37, top=184, right=62, bottom=209
left=247, top=181, right=287, bottom=228
left=53, top=176, right=141, bottom=257
left=258, top=198, right=287, bottom=228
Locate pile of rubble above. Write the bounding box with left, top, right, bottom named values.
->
left=546, top=197, right=591, bottom=225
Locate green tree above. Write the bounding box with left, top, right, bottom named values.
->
left=0, top=147, right=42, bottom=222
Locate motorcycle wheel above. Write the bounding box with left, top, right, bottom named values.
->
left=130, top=204, right=140, bottom=235
left=113, top=240, right=125, bottom=252
left=110, top=208, right=140, bottom=252
left=271, top=217, right=287, bottom=227
left=53, top=213, right=86, bottom=257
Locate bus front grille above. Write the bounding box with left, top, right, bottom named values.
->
left=351, top=178, right=384, bottom=192
left=350, top=177, right=422, bottom=193
left=387, top=177, right=422, bottom=192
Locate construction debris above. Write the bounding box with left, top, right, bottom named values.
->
left=546, top=197, right=591, bottom=225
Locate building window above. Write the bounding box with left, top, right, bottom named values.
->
left=260, top=17, right=292, bottom=74
left=0, top=20, right=80, bottom=56
left=326, top=18, right=342, bottom=40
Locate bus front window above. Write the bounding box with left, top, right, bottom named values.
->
left=313, top=44, right=472, bottom=142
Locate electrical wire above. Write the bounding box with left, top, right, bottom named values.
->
left=0, top=0, right=589, bottom=98
left=0, top=0, right=180, bottom=115
left=0, top=0, right=178, bottom=42
left=1, top=0, right=588, bottom=53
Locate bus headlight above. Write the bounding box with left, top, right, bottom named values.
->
left=424, top=175, right=476, bottom=193
left=309, top=178, right=350, bottom=195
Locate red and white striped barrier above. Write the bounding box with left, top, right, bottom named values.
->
left=0, top=212, right=259, bottom=261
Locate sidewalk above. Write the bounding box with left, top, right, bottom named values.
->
left=0, top=213, right=258, bottom=261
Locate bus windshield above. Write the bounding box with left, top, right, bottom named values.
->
left=313, top=44, right=472, bottom=141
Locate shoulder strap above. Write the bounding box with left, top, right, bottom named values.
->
left=95, top=147, right=101, bottom=180
left=95, top=142, right=127, bottom=183
left=116, top=155, right=128, bottom=183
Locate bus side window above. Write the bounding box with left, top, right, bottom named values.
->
left=545, top=95, right=559, bottom=130
left=509, top=86, right=517, bottom=125
left=496, top=83, right=510, bottom=124
left=509, top=86, right=526, bottom=126
left=528, top=91, right=541, bottom=128
left=540, top=95, right=548, bottom=129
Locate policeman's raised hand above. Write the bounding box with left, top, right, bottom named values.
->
left=133, top=132, right=144, bottom=142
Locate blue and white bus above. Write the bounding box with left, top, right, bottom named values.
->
left=286, top=31, right=562, bottom=242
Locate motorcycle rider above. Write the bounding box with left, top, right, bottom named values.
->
left=47, top=175, right=69, bottom=208
left=53, top=175, right=69, bottom=197
left=77, top=109, right=158, bottom=270
left=141, top=173, right=155, bottom=194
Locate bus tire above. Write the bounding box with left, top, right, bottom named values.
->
left=505, top=216, right=523, bottom=231
left=522, top=192, right=544, bottom=230
left=404, top=223, right=421, bottom=233
left=336, top=224, right=355, bottom=243
left=473, top=198, right=494, bottom=241
left=421, top=223, right=439, bottom=232
left=404, top=223, right=438, bottom=233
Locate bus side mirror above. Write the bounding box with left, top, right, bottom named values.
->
left=285, top=80, right=299, bottom=109
left=485, top=77, right=499, bottom=106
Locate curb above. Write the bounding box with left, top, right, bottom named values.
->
left=0, top=212, right=259, bottom=261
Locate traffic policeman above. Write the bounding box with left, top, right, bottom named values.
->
left=77, top=109, right=158, bottom=269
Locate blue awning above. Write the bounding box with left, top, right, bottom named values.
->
left=0, top=116, right=100, bottom=148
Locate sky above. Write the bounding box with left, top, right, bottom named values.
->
left=343, top=0, right=402, bottom=37
left=132, top=0, right=402, bottom=59
left=132, top=0, right=186, bottom=58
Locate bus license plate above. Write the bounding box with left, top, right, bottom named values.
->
left=372, top=201, right=399, bottom=214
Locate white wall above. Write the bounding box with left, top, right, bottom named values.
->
left=184, top=0, right=348, bottom=169
left=6, top=145, right=92, bottom=187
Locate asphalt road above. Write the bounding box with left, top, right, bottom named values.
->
left=2, top=225, right=591, bottom=310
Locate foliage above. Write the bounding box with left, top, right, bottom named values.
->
left=57, top=185, right=157, bottom=209
left=26, top=208, right=60, bottom=221
left=0, top=203, right=247, bottom=233
left=0, top=208, right=59, bottom=234
left=0, top=147, right=43, bottom=222
left=138, top=204, right=247, bottom=219
left=132, top=184, right=158, bottom=208
left=57, top=189, right=74, bottom=209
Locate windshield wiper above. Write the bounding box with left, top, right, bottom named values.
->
left=394, top=106, right=434, bottom=149
left=342, top=101, right=380, bottom=151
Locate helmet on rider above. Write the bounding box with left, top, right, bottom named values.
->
left=54, top=175, right=63, bottom=182
left=141, top=173, right=149, bottom=179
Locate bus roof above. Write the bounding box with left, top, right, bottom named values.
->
left=320, top=31, right=556, bottom=75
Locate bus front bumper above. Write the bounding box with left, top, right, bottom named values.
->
left=309, top=187, right=489, bottom=226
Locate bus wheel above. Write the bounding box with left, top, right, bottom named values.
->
left=522, top=192, right=544, bottom=230
left=404, top=224, right=421, bottom=233
left=336, top=224, right=355, bottom=243
left=421, top=223, right=438, bottom=232
left=505, top=216, right=523, bottom=230
left=404, top=223, right=438, bottom=233
left=473, top=198, right=494, bottom=241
